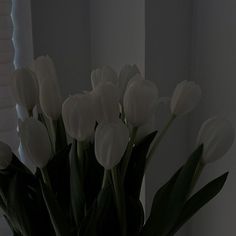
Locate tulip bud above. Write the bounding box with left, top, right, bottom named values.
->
left=118, top=64, right=140, bottom=102
left=170, top=80, right=201, bottom=116
left=0, top=141, right=12, bottom=170
left=19, top=118, right=52, bottom=168
left=197, top=117, right=235, bottom=164
left=136, top=97, right=170, bottom=142
left=92, top=82, right=120, bottom=123
left=33, top=56, right=62, bottom=120
left=39, top=78, right=62, bottom=120
left=95, top=120, right=129, bottom=169
left=123, top=75, right=159, bottom=127
left=11, top=68, right=39, bottom=112
left=91, top=65, right=118, bottom=89
left=62, top=93, right=96, bottom=141
left=33, top=55, right=57, bottom=84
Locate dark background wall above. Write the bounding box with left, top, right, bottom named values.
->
left=90, top=0, right=145, bottom=74
left=31, top=0, right=91, bottom=97
left=188, top=0, right=236, bottom=235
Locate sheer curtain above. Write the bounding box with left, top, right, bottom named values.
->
left=0, top=0, right=33, bottom=234
left=0, top=0, right=18, bottom=234
left=0, top=1, right=18, bottom=152
left=12, top=0, right=34, bottom=170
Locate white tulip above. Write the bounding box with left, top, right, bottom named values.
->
left=62, top=93, right=96, bottom=141
left=92, top=82, right=120, bottom=123
left=123, top=76, right=159, bottom=127
left=95, top=120, right=129, bottom=169
left=118, top=64, right=140, bottom=102
left=197, top=117, right=235, bottom=164
left=39, top=78, right=62, bottom=120
left=19, top=118, right=52, bottom=168
left=11, top=68, right=39, bottom=112
left=33, top=56, right=62, bottom=120
left=91, top=65, right=118, bottom=89
left=136, top=97, right=170, bottom=142
left=33, top=55, right=57, bottom=83
left=0, top=141, right=12, bottom=170
left=170, top=80, right=201, bottom=116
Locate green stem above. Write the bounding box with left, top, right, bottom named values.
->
left=145, top=115, right=176, bottom=169
left=38, top=113, right=55, bottom=155
left=121, top=127, right=138, bottom=181
left=163, top=163, right=204, bottom=236
left=77, top=141, right=85, bottom=162
left=102, top=169, right=110, bottom=189
left=77, top=141, right=85, bottom=182
left=28, top=109, right=33, bottom=117
left=53, top=116, right=67, bottom=153
left=112, top=167, right=126, bottom=236
left=41, top=167, right=52, bottom=190
left=45, top=118, right=56, bottom=155
left=77, top=141, right=88, bottom=216
left=121, top=105, right=126, bottom=123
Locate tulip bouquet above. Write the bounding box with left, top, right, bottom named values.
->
left=0, top=56, right=234, bottom=236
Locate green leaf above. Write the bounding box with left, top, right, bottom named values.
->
left=54, top=115, right=68, bottom=153
left=47, top=145, right=71, bottom=214
left=141, top=168, right=182, bottom=236
left=168, top=172, right=228, bottom=235
left=125, top=131, right=157, bottom=199
left=70, top=140, right=86, bottom=227
left=83, top=142, right=104, bottom=210
left=10, top=155, right=32, bottom=175
left=38, top=112, right=55, bottom=150
left=79, top=201, right=98, bottom=236
left=162, top=145, right=203, bottom=234
left=40, top=180, right=71, bottom=236
left=126, top=196, right=144, bottom=235
left=0, top=159, right=54, bottom=236
left=38, top=113, right=49, bottom=129
left=96, top=186, right=120, bottom=236
left=7, top=173, right=33, bottom=236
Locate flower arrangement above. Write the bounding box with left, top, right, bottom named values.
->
left=0, top=56, right=234, bottom=236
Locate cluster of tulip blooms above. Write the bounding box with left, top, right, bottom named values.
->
left=0, top=56, right=234, bottom=236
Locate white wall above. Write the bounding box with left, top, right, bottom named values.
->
left=90, top=0, right=145, bottom=74
left=189, top=0, right=236, bottom=235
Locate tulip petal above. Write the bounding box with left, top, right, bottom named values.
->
left=92, top=82, right=120, bottom=123
left=11, top=68, right=39, bottom=111
left=19, top=118, right=51, bottom=168
left=123, top=78, right=159, bottom=127
left=39, top=76, right=62, bottom=120
left=118, top=64, right=140, bottom=102
left=33, top=56, right=62, bottom=120
left=171, top=80, right=201, bottom=116
left=95, top=120, right=129, bottom=169
left=91, top=65, right=118, bottom=89
left=197, top=117, right=235, bottom=163
left=62, top=93, right=96, bottom=141
left=33, top=55, right=58, bottom=83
